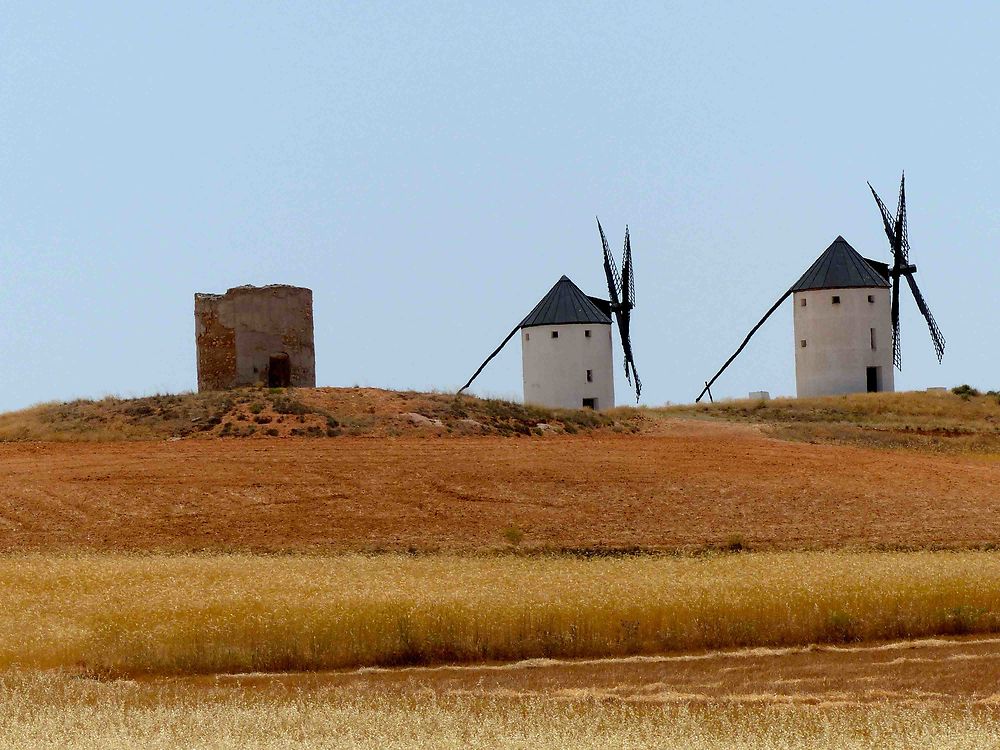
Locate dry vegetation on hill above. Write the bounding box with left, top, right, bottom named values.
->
left=0, top=387, right=643, bottom=442
left=661, top=389, right=1000, bottom=453
left=2, top=386, right=997, bottom=456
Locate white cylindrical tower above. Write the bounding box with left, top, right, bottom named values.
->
left=791, top=237, right=895, bottom=397
left=519, top=276, right=615, bottom=410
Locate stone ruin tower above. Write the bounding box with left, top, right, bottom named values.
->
left=195, top=284, right=316, bottom=391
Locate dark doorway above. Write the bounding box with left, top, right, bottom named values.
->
left=866, top=366, right=878, bottom=393
left=582, top=398, right=597, bottom=410
left=268, top=352, right=291, bottom=387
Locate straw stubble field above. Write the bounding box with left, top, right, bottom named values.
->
left=6, top=671, right=1000, bottom=749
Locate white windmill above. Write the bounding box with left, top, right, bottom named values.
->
left=696, top=176, right=944, bottom=401
left=459, top=220, right=641, bottom=409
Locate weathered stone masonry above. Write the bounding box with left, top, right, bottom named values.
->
left=195, top=285, right=316, bottom=391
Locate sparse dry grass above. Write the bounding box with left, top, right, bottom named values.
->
left=0, top=387, right=644, bottom=442
left=661, top=390, right=1000, bottom=453
left=0, top=391, right=238, bottom=441
left=4, top=387, right=996, bottom=452
left=2, top=671, right=999, bottom=749
left=5, top=552, right=1000, bottom=676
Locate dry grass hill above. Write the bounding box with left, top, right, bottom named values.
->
left=666, top=386, right=1000, bottom=454
left=0, top=387, right=643, bottom=441
left=1, top=385, right=998, bottom=452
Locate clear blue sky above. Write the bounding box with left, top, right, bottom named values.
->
left=1, top=2, right=996, bottom=412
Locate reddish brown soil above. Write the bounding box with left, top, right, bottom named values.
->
left=0, top=420, right=997, bottom=553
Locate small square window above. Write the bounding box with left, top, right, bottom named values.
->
left=586, top=369, right=593, bottom=382
left=800, top=298, right=807, bottom=307
left=868, top=295, right=874, bottom=303
left=585, top=330, right=592, bottom=338
left=551, top=331, right=558, bottom=339
left=800, top=339, right=807, bottom=348
left=524, top=332, right=529, bottom=341
left=832, top=295, right=841, bottom=304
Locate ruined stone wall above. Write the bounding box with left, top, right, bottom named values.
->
left=195, top=285, right=316, bottom=391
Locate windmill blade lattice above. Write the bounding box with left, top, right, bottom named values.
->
left=597, top=219, right=622, bottom=308
left=895, top=175, right=910, bottom=263
left=891, top=280, right=902, bottom=368
left=869, top=182, right=896, bottom=245
left=622, top=227, right=635, bottom=308
left=903, top=272, right=945, bottom=362
left=597, top=218, right=641, bottom=402
left=869, top=173, right=945, bottom=370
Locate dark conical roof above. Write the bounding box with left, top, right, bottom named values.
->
left=519, top=275, right=612, bottom=328
left=790, top=236, right=889, bottom=292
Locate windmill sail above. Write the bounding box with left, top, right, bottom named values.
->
left=903, top=272, right=945, bottom=362
left=598, top=218, right=641, bottom=402
left=598, top=219, right=622, bottom=310
left=869, top=173, right=945, bottom=369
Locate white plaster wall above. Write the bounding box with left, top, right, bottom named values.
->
left=521, top=323, right=615, bottom=410
left=793, top=287, right=894, bottom=397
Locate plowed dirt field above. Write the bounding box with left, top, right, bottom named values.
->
left=1, top=419, right=997, bottom=553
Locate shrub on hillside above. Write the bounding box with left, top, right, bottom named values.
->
left=952, top=384, right=980, bottom=400
left=270, top=395, right=310, bottom=415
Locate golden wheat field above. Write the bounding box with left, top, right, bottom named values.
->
left=2, top=670, right=1000, bottom=750
left=3, top=551, right=1000, bottom=676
